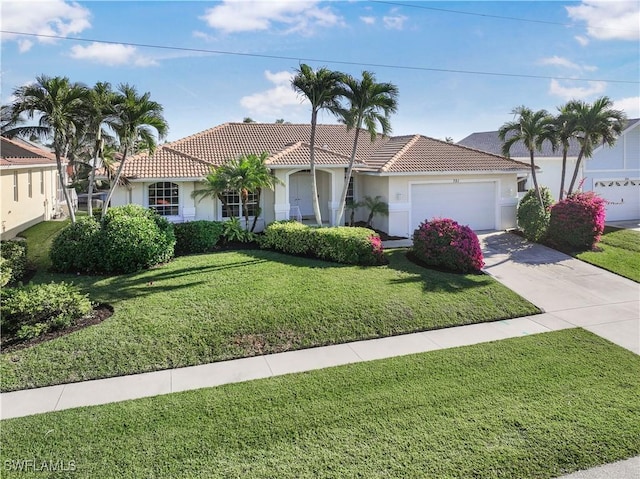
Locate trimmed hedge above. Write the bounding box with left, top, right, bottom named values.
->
left=1, top=281, right=92, bottom=340
left=0, top=240, right=27, bottom=285
left=412, top=218, right=484, bottom=273
left=50, top=205, right=176, bottom=274
left=261, top=221, right=385, bottom=265
left=174, top=221, right=225, bottom=255
left=517, top=187, right=554, bottom=242
left=546, top=191, right=607, bottom=251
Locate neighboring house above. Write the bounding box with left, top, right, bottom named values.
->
left=0, top=137, right=65, bottom=239
left=110, top=123, right=531, bottom=237
left=583, top=118, right=640, bottom=222
left=457, top=131, right=581, bottom=199
left=458, top=119, right=640, bottom=221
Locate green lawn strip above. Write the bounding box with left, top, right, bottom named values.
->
left=573, top=228, right=640, bottom=282
left=0, top=249, right=539, bottom=392
left=2, top=329, right=639, bottom=478
left=15, top=220, right=71, bottom=271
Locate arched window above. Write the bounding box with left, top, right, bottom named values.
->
left=149, top=182, right=179, bottom=216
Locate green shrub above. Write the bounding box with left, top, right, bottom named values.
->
left=101, top=206, right=175, bottom=273
left=50, top=217, right=102, bottom=273
left=547, top=191, right=607, bottom=251
left=412, top=218, right=484, bottom=273
left=50, top=205, right=175, bottom=274
left=0, top=240, right=27, bottom=284
left=1, top=282, right=92, bottom=340
left=174, top=221, right=225, bottom=255
left=0, top=257, right=11, bottom=287
left=261, top=222, right=384, bottom=265
left=222, top=217, right=256, bottom=243
left=517, top=187, right=554, bottom=242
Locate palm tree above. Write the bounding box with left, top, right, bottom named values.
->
left=291, top=64, right=343, bottom=226
left=499, top=106, right=555, bottom=210
left=552, top=102, right=579, bottom=200
left=86, top=82, right=117, bottom=216
left=11, top=75, right=89, bottom=223
left=363, top=195, right=389, bottom=228
left=566, top=97, right=626, bottom=196
left=102, top=84, right=168, bottom=219
left=334, top=71, right=398, bottom=226
left=192, top=164, right=235, bottom=219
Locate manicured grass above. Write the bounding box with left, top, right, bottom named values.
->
left=2, top=330, right=639, bottom=478
left=575, top=227, right=640, bottom=282
left=0, top=249, right=539, bottom=392
left=15, top=220, right=71, bottom=271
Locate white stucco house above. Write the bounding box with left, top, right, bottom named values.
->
left=110, top=122, right=531, bottom=237
left=0, top=137, right=66, bottom=239
left=458, top=118, right=640, bottom=221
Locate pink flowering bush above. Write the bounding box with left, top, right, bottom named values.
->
left=411, top=218, right=485, bottom=273
left=546, top=191, right=606, bottom=251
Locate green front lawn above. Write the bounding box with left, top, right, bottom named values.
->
left=16, top=220, right=72, bottom=271
left=0, top=249, right=539, bottom=392
left=3, top=329, right=639, bottom=478
left=575, top=227, right=640, bottom=282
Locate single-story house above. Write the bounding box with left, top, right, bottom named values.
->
left=0, top=137, right=66, bottom=239
left=110, top=123, right=531, bottom=237
left=458, top=118, right=640, bottom=221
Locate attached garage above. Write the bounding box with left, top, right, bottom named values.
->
left=410, top=181, right=497, bottom=232
left=594, top=179, right=640, bottom=221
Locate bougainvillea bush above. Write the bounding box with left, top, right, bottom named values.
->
left=412, top=218, right=484, bottom=273
left=546, top=191, right=606, bottom=251
left=517, top=187, right=554, bottom=242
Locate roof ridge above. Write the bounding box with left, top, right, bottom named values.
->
left=268, top=142, right=303, bottom=164
left=380, top=134, right=421, bottom=172
left=168, top=123, right=230, bottom=149
left=161, top=145, right=215, bottom=165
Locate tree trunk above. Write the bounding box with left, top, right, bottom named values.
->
left=102, top=143, right=129, bottom=220
left=559, top=147, right=567, bottom=201
left=335, top=125, right=361, bottom=226
left=241, top=189, right=250, bottom=230
left=567, top=150, right=585, bottom=196
left=309, top=111, right=323, bottom=226
left=250, top=188, right=262, bottom=232
left=55, top=149, right=76, bottom=224
left=529, top=150, right=545, bottom=212
left=87, top=128, right=102, bottom=217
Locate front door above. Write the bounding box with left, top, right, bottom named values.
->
left=289, top=172, right=314, bottom=217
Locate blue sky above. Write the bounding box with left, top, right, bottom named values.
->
left=1, top=1, right=638, bottom=143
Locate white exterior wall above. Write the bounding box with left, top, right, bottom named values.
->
left=360, top=175, right=390, bottom=232
left=1, top=165, right=59, bottom=239
left=517, top=157, right=580, bottom=199
left=585, top=123, right=640, bottom=180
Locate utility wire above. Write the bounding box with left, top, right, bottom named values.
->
left=369, top=0, right=640, bottom=34
left=2, top=30, right=638, bottom=84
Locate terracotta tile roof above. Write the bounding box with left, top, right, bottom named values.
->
left=380, top=136, right=531, bottom=173
left=1, top=137, right=60, bottom=167
left=118, top=122, right=530, bottom=179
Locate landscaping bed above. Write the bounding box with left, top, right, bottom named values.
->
left=0, top=249, right=539, bottom=392
left=2, top=329, right=639, bottom=478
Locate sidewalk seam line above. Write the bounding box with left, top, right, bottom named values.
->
left=53, top=384, right=66, bottom=411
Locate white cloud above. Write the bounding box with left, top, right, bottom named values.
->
left=566, top=1, right=639, bottom=41
left=69, top=43, right=157, bottom=67
left=549, top=79, right=607, bottom=100
left=360, top=16, right=376, bottom=25
left=200, top=0, right=342, bottom=34
left=574, top=35, right=590, bottom=46
left=613, top=96, right=640, bottom=118
left=240, top=70, right=306, bottom=117
left=1, top=0, right=91, bottom=52
left=538, top=55, right=597, bottom=72
left=383, top=14, right=408, bottom=30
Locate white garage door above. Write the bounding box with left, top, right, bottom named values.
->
left=594, top=180, right=640, bottom=221
left=410, top=181, right=496, bottom=233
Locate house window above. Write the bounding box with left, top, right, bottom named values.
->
left=40, top=171, right=45, bottom=195
left=346, top=175, right=355, bottom=203
left=222, top=190, right=258, bottom=218
left=149, top=182, right=179, bottom=216
left=13, top=172, right=18, bottom=201
left=28, top=170, right=33, bottom=198
left=517, top=178, right=527, bottom=193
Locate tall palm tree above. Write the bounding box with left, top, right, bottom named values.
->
left=553, top=102, right=579, bottom=200
left=291, top=64, right=343, bottom=226
left=499, top=106, right=555, bottom=210
left=566, top=96, right=626, bottom=195
left=192, top=164, right=234, bottom=219
left=11, top=75, right=89, bottom=223
left=86, top=82, right=117, bottom=216
left=102, top=84, right=168, bottom=219
left=334, top=71, right=398, bottom=226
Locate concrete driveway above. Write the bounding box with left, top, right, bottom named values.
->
left=480, top=231, right=640, bottom=354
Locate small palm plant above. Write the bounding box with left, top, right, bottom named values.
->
left=363, top=195, right=389, bottom=228
left=345, top=199, right=363, bottom=226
